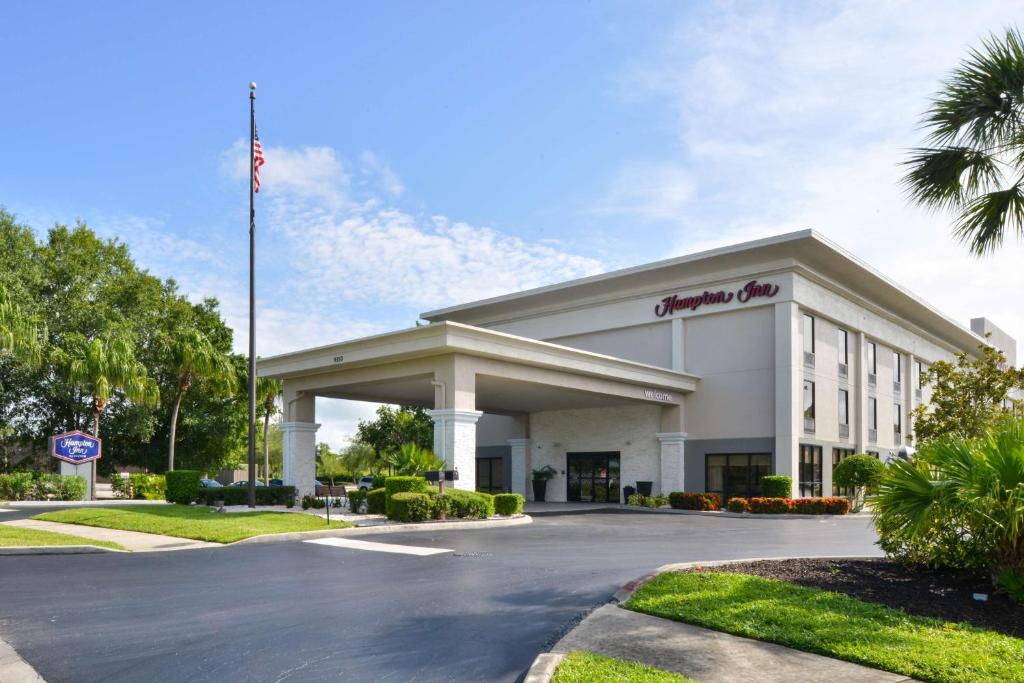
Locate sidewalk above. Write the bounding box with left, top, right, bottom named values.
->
left=550, top=604, right=916, bottom=683
left=2, top=519, right=218, bottom=552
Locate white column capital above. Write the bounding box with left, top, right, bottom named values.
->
left=656, top=432, right=687, bottom=444
left=426, top=408, right=483, bottom=425
left=280, top=421, right=322, bottom=433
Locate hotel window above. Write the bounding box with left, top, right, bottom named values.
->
left=838, top=389, right=849, bottom=438
left=799, top=444, right=822, bottom=497
left=475, top=457, right=505, bottom=494
left=832, top=447, right=856, bottom=496
left=803, top=314, right=815, bottom=367
left=837, top=329, right=849, bottom=377
left=893, top=352, right=902, bottom=392
left=867, top=341, right=877, bottom=374
left=868, top=397, right=878, bottom=441
left=803, top=380, right=815, bottom=432
left=894, top=403, right=902, bottom=442
left=706, top=453, right=772, bottom=501
left=914, top=360, right=923, bottom=400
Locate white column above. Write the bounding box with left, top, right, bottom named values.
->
left=427, top=408, right=482, bottom=491
left=905, top=352, right=916, bottom=446
left=281, top=421, right=320, bottom=501
left=855, top=331, right=869, bottom=453
left=773, top=301, right=800, bottom=497
left=656, top=432, right=687, bottom=494
left=507, top=438, right=530, bottom=496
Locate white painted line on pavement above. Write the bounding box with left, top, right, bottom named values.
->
left=304, top=537, right=453, bottom=556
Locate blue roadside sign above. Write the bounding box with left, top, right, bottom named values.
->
left=51, top=431, right=102, bottom=464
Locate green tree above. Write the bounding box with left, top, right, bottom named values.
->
left=832, top=454, right=884, bottom=512
left=356, top=405, right=433, bottom=462
left=912, top=344, right=1023, bottom=444
left=256, top=377, right=281, bottom=483
left=382, top=442, right=444, bottom=476
left=55, top=331, right=160, bottom=438
left=902, top=27, right=1024, bottom=255
left=874, top=418, right=1024, bottom=587
left=0, top=284, right=42, bottom=366
left=164, top=328, right=236, bottom=470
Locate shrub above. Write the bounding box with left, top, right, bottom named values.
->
left=196, top=486, right=296, bottom=507
left=0, top=472, right=34, bottom=501
left=760, top=475, right=792, bottom=499
left=165, top=470, right=200, bottom=505
left=439, top=489, right=494, bottom=518
left=792, top=498, right=827, bottom=515
left=372, top=475, right=387, bottom=489
left=384, top=476, right=428, bottom=515
left=301, top=495, right=327, bottom=510
left=493, top=493, right=524, bottom=516
left=33, top=473, right=63, bottom=499
left=130, top=474, right=165, bottom=500
left=388, top=492, right=434, bottom=522
left=348, top=489, right=367, bottom=513
left=726, top=497, right=748, bottom=513
left=366, top=488, right=387, bottom=515
left=110, top=473, right=131, bottom=499
left=668, top=491, right=722, bottom=511
left=823, top=497, right=851, bottom=515
left=56, top=475, right=86, bottom=501
left=627, top=494, right=669, bottom=508
left=747, top=497, right=794, bottom=514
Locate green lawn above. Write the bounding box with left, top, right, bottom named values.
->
left=552, top=651, right=696, bottom=683
left=0, top=525, right=126, bottom=551
left=625, top=571, right=1024, bottom=683
left=35, top=505, right=353, bottom=543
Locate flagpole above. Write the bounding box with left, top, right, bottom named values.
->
left=247, top=82, right=257, bottom=509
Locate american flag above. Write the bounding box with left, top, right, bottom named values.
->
left=253, top=130, right=265, bottom=192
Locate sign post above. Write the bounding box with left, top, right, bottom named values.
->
left=51, top=431, right=102, bottom=501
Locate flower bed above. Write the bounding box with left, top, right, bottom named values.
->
left=734, top=496, right=850, bottom=515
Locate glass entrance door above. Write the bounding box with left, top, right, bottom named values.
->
left=566, top=452, right=620, bottom=503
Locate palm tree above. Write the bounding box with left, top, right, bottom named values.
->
left=383, top=442, right=445, bottom=476
left=256, top=377, right=281, bottom=483
left=164, top=329, right=236, bottom=471
left=873, top=418, right=1024, bottom=583
left=0, top=284, right=42, bottom=366
left=902, top=28, right=1024, bottom=255
left=57, top=331, right=160, bottom=438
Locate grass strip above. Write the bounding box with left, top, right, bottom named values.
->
left=625, top=571, right=1024, bottom=683
left=551, top=651, right=696, bottom=683
left=0, top=524, right=127, bottom=551
left=35, top=505, right=352, bottom=543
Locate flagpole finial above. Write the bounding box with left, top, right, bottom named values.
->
left=249, top=82, right=257, bottom=96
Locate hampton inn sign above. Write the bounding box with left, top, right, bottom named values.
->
left=654, top=279, right=779, bottom=317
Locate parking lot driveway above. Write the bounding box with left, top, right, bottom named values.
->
left=0, top=511, right=879, bottom=683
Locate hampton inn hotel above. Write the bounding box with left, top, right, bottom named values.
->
left=258, top=231, right=1016, bottom=503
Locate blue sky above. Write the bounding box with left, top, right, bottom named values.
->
left=3, top=1, right=1023, bottom=445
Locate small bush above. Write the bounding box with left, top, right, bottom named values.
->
left=388, top=492, right=434, bottom=522
left=384, top=476, right=428, bottom=515
left=130, top=473, right=166, bottom=500
left=0, top=472, right=34, bottom=501
left=165, top=470, right=200, bottom=505
left=34, top=473, right=63, bottom=499
left=56, top=475, right=87, bottom=501
left=196, top=486, right=297, bottom=507
left=668, top=491, right=722, bottom=511
left=792, top=497, right=827, bottom=514
left=366, top=488, right=387, bottom=514
left=348, top=489, right=367, bottom=513
left=627, top=493, right=669, bottom=508
left=372, top=475, right=387, bottom=489
left=493, top=493, right=524, bottom=516
left=726, top=497, right=748, bottom=513
left=110, top=473, right=131, bottom=499
left=301, top=495, right=326, bottom=510
left=760, top=475, right=792, bottom=499
left=823, top=497, right=851, bottom=515
left=439, top=489, right=494, bottom=518
left=747, top=497, right=794, bottom=514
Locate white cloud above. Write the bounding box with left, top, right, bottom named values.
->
left=358, top=151, right=404, bottom=197
left=222, top=139, right=351, bottom=208
left=592, top=162, right=695, bottom=221
left=615, top=0, right=1024, bottom=357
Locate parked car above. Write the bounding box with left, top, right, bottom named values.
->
left=357, top=476, right=375, bottom=491
left=228, top=480, right=266, bottom=487
left=269, top=478, right=283, bottom=487
left=199, top=478, right=222, bottom=488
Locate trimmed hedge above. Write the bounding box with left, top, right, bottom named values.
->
left=366, top=488, right=386, bottom=515
left=0, top=473, right=87, bottom=501
left=166, top=470, right=200, bottom=505
left=388, top=492, right=434, bottom=522
left=384, top=476, right=428, bottom=515
left=130, top=473, right=166, bottom=500
left=726, top=497, right=748, bottom=513
left=348, top=489, right=367, bottom=513
left=744, top=496, right=851, bottom=515
left=668, top=491, right=722, bottom=511
left=627, top=493, right=669, bottom=508
left=760, top=475, right=792, bottom=499
left=437, top=489, right=494, bottom=519
left=0, top=472, right=34, bottom=500
left=493, top=493, right=524, bottom=516
left=197, top=486, right=296, bottom=507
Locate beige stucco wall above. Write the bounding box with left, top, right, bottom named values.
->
left=549, top=322, right=673, bottom=368
left=528, top=404, right=661, bottom=502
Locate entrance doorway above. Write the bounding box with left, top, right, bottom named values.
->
left=566, top=452, right=620, bottom=503
left=706, top=453, right=771, bottom=502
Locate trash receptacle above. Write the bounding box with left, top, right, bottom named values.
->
left=623, top=485, right=636, bottom=502
left=636, top=481, right=653, bottom=497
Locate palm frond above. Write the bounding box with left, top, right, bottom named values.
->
left=901, top=146, right=1002, bottom=210
left=952, top=182, right=1024, bottom=255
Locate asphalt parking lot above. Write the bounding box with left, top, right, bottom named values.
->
left=0, top=510, right=880, bottom=682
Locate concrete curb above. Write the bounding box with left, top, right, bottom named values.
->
left=0, top=544, right=126, bottom=556
left=523, top=653, right=564, bottom=683
left=230, top=514, right=532, bottom=545
left=0, top=634, right=45, bottom=682
left=1, top=500, right=169, bottom=508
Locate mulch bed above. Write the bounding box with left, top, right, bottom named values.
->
left=688, top=558, right=1024, bottom=638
